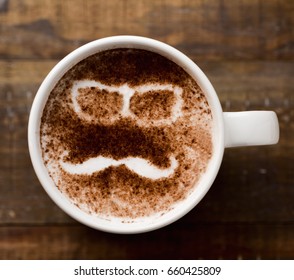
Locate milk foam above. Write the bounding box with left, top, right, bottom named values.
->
left=71, top=80, right=183, bottom=126
left=60, top=152, right=178, bottom=180
left=40, top=48, right=214, bottom=220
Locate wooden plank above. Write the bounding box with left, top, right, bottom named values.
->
left=0, top=60, right=56, bottom=85
left=0, top=60, right=293, bottom=224
left=0, top=224, right=293, bottom=259
left=0, top=0, right=293, bottom=60
left=0, top=0, right=292, bottom=261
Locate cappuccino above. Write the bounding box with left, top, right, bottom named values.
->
left=40, top=49, right=213, bottom=219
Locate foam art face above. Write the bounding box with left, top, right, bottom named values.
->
left=60, top=81, right=183, bottom=179
left=40, top=49, right=213, bottom=218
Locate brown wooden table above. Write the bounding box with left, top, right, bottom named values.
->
left=0, top=0, right=293, bottom=259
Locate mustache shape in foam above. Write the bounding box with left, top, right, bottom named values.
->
left=60, top=152, right=178, bottom=180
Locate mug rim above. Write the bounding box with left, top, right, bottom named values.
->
left=28, top=35, right=225, bottom=233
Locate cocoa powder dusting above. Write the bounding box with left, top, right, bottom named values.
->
left=77, top=87, right=123, bottom=120
left=64, top=119, right=172, bottom=168
left=40, top=48, right=213, bottom=219
left=130, top=90, right=176, bottom=120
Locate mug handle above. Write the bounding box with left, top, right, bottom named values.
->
left=223, top=111, right=279, bottom=148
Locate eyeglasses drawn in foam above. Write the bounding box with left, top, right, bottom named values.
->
left=71, top=80, right=183, bottom=127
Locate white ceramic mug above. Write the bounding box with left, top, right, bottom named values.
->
left=28, top=36, right=279, bottom=234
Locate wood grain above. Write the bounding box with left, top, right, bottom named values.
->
left=1, top=224, right=294, bottom=259
left=0, top=60, right=292, bottom=224
left=0, top=0, right=293, bottom=259
left=0, top=0, right=293, bottom=60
